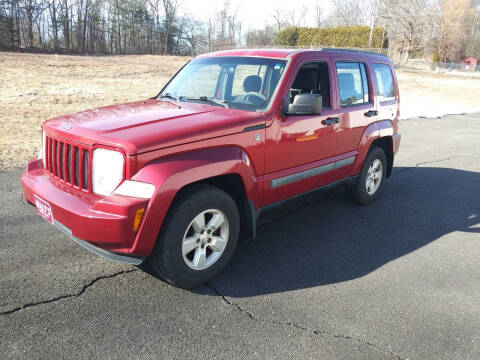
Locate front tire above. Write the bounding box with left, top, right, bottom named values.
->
left=148, top=184, right=240, bottom=288
left=348, top=146, right=387, bottom=205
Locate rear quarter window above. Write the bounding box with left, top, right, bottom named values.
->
left=373, top=64, right=395, bottom=101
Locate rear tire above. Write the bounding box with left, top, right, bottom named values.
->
left=348, top=146, right=387, bottom=205
left=148, top=184, right=240, bottom=288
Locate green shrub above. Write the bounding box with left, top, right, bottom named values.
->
left=273, top=27, right=299, bottom=46
left=275, top=26, right=386, bottom=48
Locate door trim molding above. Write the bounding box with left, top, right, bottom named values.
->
left=270, top=156, right=355, bottom=189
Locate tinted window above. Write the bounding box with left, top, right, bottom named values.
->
left=373, top=63, right=395, bottom=100
left=336, top=62, right=370, bottom=107
left=289, top=62, right=331, bottom=108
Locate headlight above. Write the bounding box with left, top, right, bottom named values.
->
left=92, top=148, right=124, bottom=195
left=39, top=130, right=46, bottom=167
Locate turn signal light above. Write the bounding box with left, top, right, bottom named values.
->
left=133, top=208, right=145, bottom=232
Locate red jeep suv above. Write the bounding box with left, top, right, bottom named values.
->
left=21, top=49, right=401, bottom=288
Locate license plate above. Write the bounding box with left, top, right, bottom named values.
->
left=34, top=194, right=53, bottom=224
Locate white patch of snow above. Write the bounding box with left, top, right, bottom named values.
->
left=399, top=98, right=480, bottom=120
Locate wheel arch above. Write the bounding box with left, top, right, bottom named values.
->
left=371, top=136, right=393, bottom=177
left=353, top=120, right=394, bottom=177
left=126, top=146, right=259, bottom=256
left=170, top=173, right=256, bottom=239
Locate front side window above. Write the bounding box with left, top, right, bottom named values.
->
left=336, top=62, right=370, bottom=107
left=289, top=62, right=331, bottom=108
left=160, top=57, right=287, bottom=112
left=373, top=63, right=395, bottom=101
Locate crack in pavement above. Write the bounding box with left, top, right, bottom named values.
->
left=204, top=283, right=405, bottom=360
left=0, top=269, right=138, bottom=316
left=394, top=157, right=457, bottom=174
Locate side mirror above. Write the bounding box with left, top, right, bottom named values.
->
left=284, top=94, right=322, bottom=116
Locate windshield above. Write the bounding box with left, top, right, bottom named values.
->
left=159, top=57, right=287, bottom=112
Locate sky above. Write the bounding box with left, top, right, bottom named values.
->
left=183, top=0, right=335, bottom=31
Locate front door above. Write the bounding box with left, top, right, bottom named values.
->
left=262, top=60, right=340, bottom=206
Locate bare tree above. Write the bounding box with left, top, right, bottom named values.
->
left=47, top=0, right=58, bottom=50
left=382, top=0, right=430, bottom=61
left=206, top=1, right=241, bottom=50
left=272, top=7, right=283, bottom=32
left=287, top=9, right=297, bottom=26
left=148, top=0, right=161, bottom=52
left=59, top=0, right=69, bottom=51
left=286, top=6, right=308, bottom=27
left=434, top=0, right=477, bottom=61
left=314, top=2, right=324, bottom=27
left=334, top=0, right=365, bottom=26
left=18, top=0, right=46, bottom=47
left=366, top=0, right=383, bottom=47
left=4, top=0, right=478, bottom=60
left=245, top=25, right=275, bottom=46
left=298, top=5, right=308, bottom=27
left=180, top=15, right=205, bottom=55
left=162, top=0, right=180, bottom=55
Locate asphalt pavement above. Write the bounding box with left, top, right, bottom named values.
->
left=1, top=113, right=479, bottom=359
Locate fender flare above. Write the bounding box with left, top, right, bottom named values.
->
left=127, top=146, right=259, bottom=256
left=352, top=120, right=394, bottom=175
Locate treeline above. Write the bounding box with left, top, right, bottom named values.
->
left=1, top=0, right=479, bottom=62
left=0, top=0, right=241, bottom=55
left=274, top=26, right=387, bottom=49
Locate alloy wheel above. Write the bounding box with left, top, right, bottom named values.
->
left=181, top=209, right=229, bottom=270
left=365, top=159, right=383, bottom=195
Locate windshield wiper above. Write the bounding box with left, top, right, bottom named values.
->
left=158, top=93, right=179, bottom=101
left=180, top=96, right=228, bottom=108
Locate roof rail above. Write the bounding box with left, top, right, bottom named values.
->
left=286, top=47, right=389, bottom=59
left=321, top=48, right=389, bottom=58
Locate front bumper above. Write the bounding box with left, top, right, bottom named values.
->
left=21, top=158, right=149, bottom=263
left=54, top=220, right=144, bottom=265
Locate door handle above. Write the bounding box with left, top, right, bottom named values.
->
left=321, top=117, right=340, bottom=125
left=364, top=110, right=378, bottom=117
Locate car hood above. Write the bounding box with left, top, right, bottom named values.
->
left=43, top=99, right=266, bottom=155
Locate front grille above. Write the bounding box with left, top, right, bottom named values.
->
left=45, top=135, right=92, bottom=192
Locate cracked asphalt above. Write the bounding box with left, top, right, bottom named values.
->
left=1, top=114, right=479, bottom=359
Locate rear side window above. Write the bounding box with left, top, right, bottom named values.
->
left=373, top=64, right=395, bottom=101
left=336, top=62, right=370, bottom=107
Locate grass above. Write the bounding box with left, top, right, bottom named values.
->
left=1, top=52, right=479, bottom=170
left=0, top=52, right=187, bottom=169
